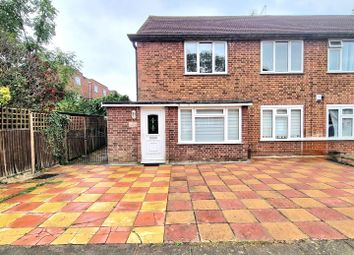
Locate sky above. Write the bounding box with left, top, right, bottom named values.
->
left=51, top=0, right=354, bottom=100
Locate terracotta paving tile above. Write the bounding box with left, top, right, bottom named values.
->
left=195, top=210, right=226, bottom=223
left=0, top=213, right=24, bottom=227
left=114, top=202, right=142, bottom=211
left=127, top=226, right=164, bottom=243
left=167, top=200, right=192, bottom=211
left=0, top=228, right=33, bottom=245
left=7, top=202, right=42, bottom=212
left=52, top=227, right=98, bottom=244
left=296, top=221, right=345, bottom=240
left=169, top=186, right=189, bottom=193
left=218, top=199, right=245, bottom=209
left=322, top=189, right=352, bottom=197
left=190, top=192, right=214, bottom=200
left=262, top=222, right=307, bottom=240
left=278, top=189, right=306, bottom=198
left=73, top=212, right=109, bottom=227
left=103, top=212, right=137, bottom=227
left=256, top=191, right=283, bottom=199
left=198, top=223, right=234, bottom=242
left=251, top=209, right=287, bottom=222
left=189, top=186, right=209, bottom=193
left=280, top=209, right=319, bottom=222
left=97, top=193, right=124, bottom=202
left=140, top=201, right=167, bottom=212
left=326, top=220, right=354, bottom=238
left=86, top=202, right=117, bottom=212
left=291, top=198, right=326, bottom=208
left=143, top=193, right=167, bottom=202
left=231, top=223, right=273, bottom=241
left=223, top=210, right=257, bottom=223
left=33, top=202, right=67, bottom=213
left=268, top=198, right=299, bottom=208
left=9, top=214, right=50, bottom=228
left=192, top=200, right=219, bottom=210
left=6, top=194, right=35, bottom=203
left=235, top=191, right=260, bottom=199
left=241, top=199, right=272, bottom=209
left=105, top=227, right=131, bottom=243
left=308, top=208, right=349, bottom=221
left=334, top=208, right=354, bottom=219
left=13, top=227, right=64, bottom=245
left=168, top=193, right=191, bottom=201
left=60, top=202, right=92, bottom=212
left=164, top=224, right=199, bottom=242
left=74, top=194, right=101, bottom=203
left=135, top=212, right=165, bottom=226
left=40, top=212, right=81, bottom=228
left=301, top=190, right=330, bottom=198
left=166, top=211, right=195, bottom=224
left=50, top=194, right=79, bottom=202
left=209, top=185, right=230, bottom=192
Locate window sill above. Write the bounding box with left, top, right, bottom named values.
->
left=260, top=72, right=304, bottom=75
left=178, top=141, right=242, bottom=145
left=184, top=73, right=229, bottom=76
left=327, top=71, right=354, bottom=74
left=260, top=137, right=354, bottom=142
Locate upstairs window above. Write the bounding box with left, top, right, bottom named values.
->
left=261, top=106, right=303, bottom=140
left=328, top=105, right=354, bottom=138
left=103, top=90, right=107, bottom=96
left=185, top=42, right=227, bottom=74
left=94, top=85, right=98, bottom=93
left=261, top=41, right=303, bottom=73
left=74, top=76, right=81, bottom=86
left=328, top=40, right=354, bottom=72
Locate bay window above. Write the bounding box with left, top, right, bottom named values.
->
left=328, top=40, right=354, bottom=72
left=185, top=42, right=227, bottom=74
left=261, top=106, right=303, bottom=140
left=327, top=105, right=354, bottom=139
left=261, top=40, right=303, bottom=73
left=179, top=108, right=241, bottom=143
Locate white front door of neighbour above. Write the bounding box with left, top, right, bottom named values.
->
left=141, top=108, right=166, bottom=164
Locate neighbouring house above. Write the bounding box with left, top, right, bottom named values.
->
left=102, top=15, right=354, bottom=164
left=69, top=71, right=110, bottom=99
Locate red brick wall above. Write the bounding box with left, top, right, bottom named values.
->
left=68, top=73, right=110, bottom=99
left=137, top=40, right=354, bottom=155
left=165, top=106, right=249, bottom=162
left=107, top=107, right=140, bottom=163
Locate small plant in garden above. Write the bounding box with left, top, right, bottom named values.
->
left=0, top=86, right=11, bottom=107
left=44, top=112, right=70, bottom=164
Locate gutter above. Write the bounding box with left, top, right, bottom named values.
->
left=132, top=41, right=139, bottom=101
left=101, top=102, right=253, bottom=107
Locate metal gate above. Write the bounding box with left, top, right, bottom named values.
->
left=66, top=114, right=108, bottom=164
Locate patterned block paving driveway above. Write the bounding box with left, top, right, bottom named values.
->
left=0, top=158, right=354, bottom=245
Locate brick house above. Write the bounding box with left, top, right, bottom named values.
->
left=103, top=15, right=354, bottom=164
left=69, top=71, right=110, bottom=99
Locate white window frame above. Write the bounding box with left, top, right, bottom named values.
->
left=184, top=41, right=228, bottom=75
left=74, top=76, right=81, bottom=86
left=326, top=105, right=354, bottom=139
left=260, top=40, right=304, bottom=74
left=327, top=39, right=354, bottom=73
left=178, top=107, right=242, bottom=144
left=260, top=105, right=304, bottom=141
left=94, top=85, right=98, bottom=93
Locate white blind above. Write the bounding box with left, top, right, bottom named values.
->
left=275, top=116, right=288, bottom=139
left=180, top=110, right=192, bottom=141
left=290, top=110, right=301, bottom=138
left=195, top=117, right=224, bottom=142
left=262, top=110, right=273, bottom=138
left=342, top=118, right=353, bottom=137
left=228, top=109, right=239, bottom=140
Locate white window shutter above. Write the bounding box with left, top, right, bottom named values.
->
left=290, top=110, right=301, bottom=138
left=195, top=117, right=224, bottom=142
left=262, top=110, right=273, bottom=138
left=180, top=110, right=192, bottom=141
left=228, top=109, right=239, bottom=140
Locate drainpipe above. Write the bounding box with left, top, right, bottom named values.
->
left=132, top=41, right=138, bottom=101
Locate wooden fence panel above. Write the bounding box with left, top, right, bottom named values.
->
left=0, top=130, right=31, bottom=177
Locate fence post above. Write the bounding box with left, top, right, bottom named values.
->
left=29, top=111, right=35, bottom=174
left=84, top=117, right=88, bottom=155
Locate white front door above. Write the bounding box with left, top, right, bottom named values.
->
left=141, top=108, right=166, bottom=163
